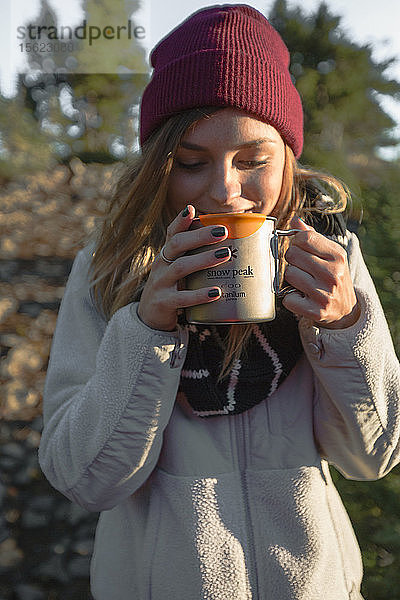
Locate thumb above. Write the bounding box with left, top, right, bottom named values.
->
left=288, top=214, right=314, bottom=232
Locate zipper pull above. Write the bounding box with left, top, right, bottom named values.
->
left=170, top=324, right=189, bottom=368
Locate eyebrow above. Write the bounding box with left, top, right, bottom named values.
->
left=179, top=138, right=277, bottom=151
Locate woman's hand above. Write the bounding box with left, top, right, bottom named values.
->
left=282, top=216, right=360, bottom=329
left=137, top=205, right=230, bottom=331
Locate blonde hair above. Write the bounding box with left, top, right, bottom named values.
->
left=91, top=107, right=349, bottom=376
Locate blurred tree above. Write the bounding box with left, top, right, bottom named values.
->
left=20, top=0, right=149, bottom=163
left=73, top=0, right=147, bottom=74
left=20, top=0, right=75, bottom=161
left=357, top=160, right=400, bottom=350
left=62, top=0, right=149, bottom=161
left=269, top=0, right=400, bottom=187
left=0, top=92, right=54, bottom=183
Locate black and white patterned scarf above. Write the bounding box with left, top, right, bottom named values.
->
left=178, top=304, right=303, bottom=416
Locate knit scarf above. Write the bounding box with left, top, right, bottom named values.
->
left=178, top=304, right=303, bottom=416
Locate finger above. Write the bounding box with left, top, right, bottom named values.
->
left=286, top=244, right=349, bottom=299
left=162, top=246, right=232, bottom=285
left=288, top=215, right=313, bottom=232
left=284, top=263, right=316, bottom=296
left=288, top=215, right=340, bottom=261
left=285, top=244, right=338, bottom=283
left=285, top=264, right=338, bottom=312
left=165, top=204, right=196, bottom=243
left=163, top=224, right=229, bottom=263
left=173, top=287, right=223, bottom=309
left=147, top=282, right=223, bottom=314
left=282, top=290, right=322, bottom=322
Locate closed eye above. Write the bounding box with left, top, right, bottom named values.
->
left=175, top=159, right=268, bottom=170
left=175, top=161, right=206, bottom=170
left=239, top=160, right=268, bottom=168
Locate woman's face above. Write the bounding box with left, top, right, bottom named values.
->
left=167, top=108, right=286, bottom=216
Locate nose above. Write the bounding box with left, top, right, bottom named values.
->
left=208, top=162, right=242, bottom=207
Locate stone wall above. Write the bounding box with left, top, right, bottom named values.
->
left=0, top=160, right=118, bottom=599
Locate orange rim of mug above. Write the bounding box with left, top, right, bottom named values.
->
left=198, top=212, right=271, bottom=239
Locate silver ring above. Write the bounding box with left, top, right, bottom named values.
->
left=160, top=245, right=174, bottom=264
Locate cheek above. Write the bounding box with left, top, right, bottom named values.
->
left=167, top=174, right=190, bottom=211
left=256, top=169, right=284, bottom=212
left=167, top=172, right=204, bottom=211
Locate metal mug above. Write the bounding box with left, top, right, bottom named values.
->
left=185, top=213, right=301, bottom=324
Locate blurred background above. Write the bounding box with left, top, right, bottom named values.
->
left=0, top=0, right=399, bottom=598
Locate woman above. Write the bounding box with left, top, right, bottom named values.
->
left=39, top=5, right=400, bottom=599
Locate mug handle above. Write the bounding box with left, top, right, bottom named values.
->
left=273, top=229, right=303, bottom=297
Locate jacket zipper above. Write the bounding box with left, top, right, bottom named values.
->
left=235, top=412, right=260, bottom=599
left=169, top=324, right=189, bottom=368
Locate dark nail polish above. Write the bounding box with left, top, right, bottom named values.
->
left=215, top=248, right=230, bottom=259
left=182, top=206, right=189, bottom=217
left=211, top=226, right=226, bottom=237
left=208, top=289, right=220, bottom=298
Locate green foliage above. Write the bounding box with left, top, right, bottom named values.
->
left=269, top=0, right=400, bottom=186
left=62, top=0, right=149, bottom=160
left=17, top=0, right=149, bottom=165
left=0, top=94, right=54, bottom=183
left=331, top=466, right=400, bottom=600
left=72, top=0, right=147, bottom=74
left=358, top=162, right=400, bottom=350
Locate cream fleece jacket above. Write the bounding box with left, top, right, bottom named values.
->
left=39, top=232, right=400, bottom=600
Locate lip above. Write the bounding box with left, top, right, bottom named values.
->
left=197, top=209, right=255, bottom=215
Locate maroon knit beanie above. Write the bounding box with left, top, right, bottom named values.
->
left=140, top=4, right=303, bottom=157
